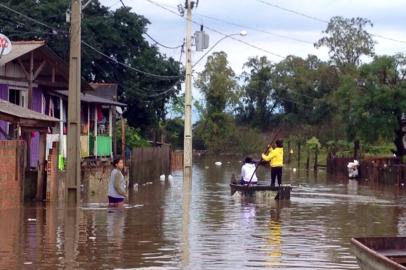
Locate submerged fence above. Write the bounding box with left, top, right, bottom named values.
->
left=327, top=156, right=406, bottom=186
left=129, top=146, right=184, bottom=186
left=130, top=145, right=171, bottom=186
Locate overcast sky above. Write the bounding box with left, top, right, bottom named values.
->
left=100, top=0, right=406, bottom=73
left=99, top=0, right=406, bottom=119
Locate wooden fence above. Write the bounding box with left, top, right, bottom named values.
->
left=171, top=150, right=183, bottom=171
left=327, top=155, right=406, bottom=186
left=130, top=145, right=171, bottom=186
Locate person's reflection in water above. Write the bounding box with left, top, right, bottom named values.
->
left=347, top=179, right=358, bottom=196
left=107, top=208, right=126, bottom=252
left=267, top=202, right=282, bottom=267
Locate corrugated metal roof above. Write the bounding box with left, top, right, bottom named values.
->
left=54, top=90, right=126, bottom=106
left=0, top=41, right=45, bottom=66
left=89, top=83, right=118, bottom=100
left=0, top=99, right=58, bottom=123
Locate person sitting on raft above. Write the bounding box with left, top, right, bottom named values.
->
left=240, top=156, right=258, bottom=185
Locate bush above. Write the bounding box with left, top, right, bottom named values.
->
left=116, top=120, right=149, bottom=150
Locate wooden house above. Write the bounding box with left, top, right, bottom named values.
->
left=0, top=40, right=125, bottom=175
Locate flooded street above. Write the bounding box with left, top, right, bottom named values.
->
left=2, top=156, right=406, bottom=269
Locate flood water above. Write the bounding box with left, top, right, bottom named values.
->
left=2, top=155, right=406, bottom=269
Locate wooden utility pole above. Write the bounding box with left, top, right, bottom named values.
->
left=183, top=0, right=193, bottom=179
left=121, top=118, right=125, bottom=164
left=66, top=0, right=81, bottom=205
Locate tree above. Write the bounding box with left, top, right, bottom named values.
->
left=272, top=55, right=336, bottom=126
left=350, top=54, right=406, bottom=156
left=238, top=56, right=276, bottom=129
left=194, top=52, right=238, bottom=153
left=1, top=0, right=182, bottom=134
left=315, top=16, right=375, bottom=67
left=195, top=52, right=237, bottom=115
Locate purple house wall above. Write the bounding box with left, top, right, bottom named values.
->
left=0, top=83, right=42, bottom=167
left=29, top=87, right=42, bottom=167
left=0, top=84, right=8, bottom=140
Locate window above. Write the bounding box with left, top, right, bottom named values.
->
left=9, top=89, right=20, bottom=105
left=8, top=89, right=27, bottom=108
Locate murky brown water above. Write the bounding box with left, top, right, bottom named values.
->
left=2, top=155, right=406, bottom=269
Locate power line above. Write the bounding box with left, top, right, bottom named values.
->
left=82, top=41, right=182, bottom=80
left=255, top=0, right=327, bottom=23
left=194, top=12, right=314, bottom=45
left=119, top=0, right=127, bottom=8
left=144, top=0, right=284, bottom=58
left=144, top=32, right=183, bottom=49
left=0, top=3, right=60, bottom=32
left=117, top=0, right=184, bottom=50
left=0, top=3, right=182, bottom=81
left=254, top=0, right=406, bottom=45
left=108, top=0, right=122, bottom=9
left=130, top=82, right=181, bottom=99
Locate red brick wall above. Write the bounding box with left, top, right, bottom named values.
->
left=0, top=140, right=25, bottom=209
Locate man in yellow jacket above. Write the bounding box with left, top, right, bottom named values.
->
left=262, top=139, right=284, bottom=187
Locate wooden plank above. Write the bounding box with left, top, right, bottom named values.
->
left=0, top=75, right=28, bottom=83
left=17, top=59, right=30, bottom=80
left=33, top=60, right=47, bottom=80
left=36, top=132, right=46, bottom=201
left=28, top=52, right=34, bottom=109
left=33, top=79, right=68, bottom=88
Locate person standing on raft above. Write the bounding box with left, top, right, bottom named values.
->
left=262, top=139, right=284, bottom=187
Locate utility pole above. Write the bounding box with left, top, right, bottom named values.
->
left=183, top=0, right=194, bottom=179
left=66, top=0, right=81, bottom=205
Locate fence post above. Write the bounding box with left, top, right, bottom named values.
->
left=314, top=145, right=318, bottom=171
left=306, top=148, right=310, bottom=171
left=297, top=142, right=301, bottom=168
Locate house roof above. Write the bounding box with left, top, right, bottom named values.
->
left=0, top=41, right=45, bottom=66
left=0, top=40, right=93, bottom=92
left=89, top=83, right=119, bottom=100
left=0, top=99, right=58, bottom=129
left=53, top=90, right=126, bottom=107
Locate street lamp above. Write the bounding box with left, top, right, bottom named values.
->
left=193, top=30, right=248, bottom=67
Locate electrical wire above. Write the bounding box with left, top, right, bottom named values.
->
left=130, top=83, right=181, bottom=99
left=117, top=0, right=183, bottom=50
left=144, top=32, right=183, bottom=49
left=143, top=0, right=284, bottom=58
left=119, top=0, right=127, bottom=8
left=194, top=12, right=314, bottom=45
left=108, top=0, right=122, bottom=9
left=0, top=3, right=183, bottom=80
left=254, top=0, right=406, bottom=45
left=82, top=41, right=182, bottom=80
left=0, top=3, right=60, bottom=32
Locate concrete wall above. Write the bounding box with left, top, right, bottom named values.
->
left=82, top=161, right=112, bottom=203
left=0, top=140, right=25, bottom=209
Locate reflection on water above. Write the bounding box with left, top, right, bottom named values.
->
left=3, top=155, right=406, bottom=269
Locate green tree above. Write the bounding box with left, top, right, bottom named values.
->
left=195, top=52, right=237, bottom=115
left=194, top=52, right=237, bottom=153
left=315, top=16, right=375, bottom=67
left=272, top=55, right=335, bottom=126
left=238, top=56, right=276, bottom=129
left=350, top=54, right=406, bottom=156
left=1, top=0, right=182, bottom=134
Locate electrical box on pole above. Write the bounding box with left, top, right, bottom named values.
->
left=194, top=30, right=209, bottom=52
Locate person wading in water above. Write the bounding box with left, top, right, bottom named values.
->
left=262, top=139, right=284, bottom=187
left=108, top=158, right=127, bottom=207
